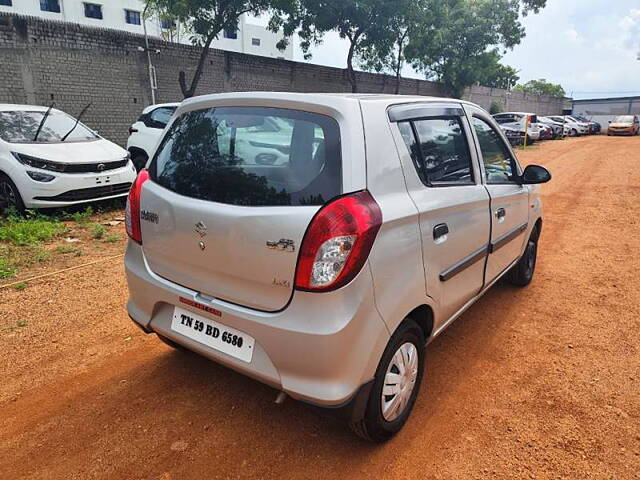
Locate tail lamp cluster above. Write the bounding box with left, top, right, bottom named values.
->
left=125, top=169, right=382, bottom=292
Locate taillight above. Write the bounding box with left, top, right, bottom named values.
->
left=125, top=168, right=149, bottom=244
left=295, top=190, right=382, bottom=292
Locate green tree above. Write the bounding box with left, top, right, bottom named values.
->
left=513, top=79, right=566, bottom=97
left=355, top=0, right=436, bottom=94
left=406, top=0, right=546, bottom=98
left=145, top=0, right=295, bottom=98
left=276, top=0, right=402, bottom=92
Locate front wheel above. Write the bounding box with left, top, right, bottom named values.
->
left=0, top=174, right=25, bottom=214
left=349, top=319, right=425, bottom=442
left=570, top=128, right=578, bottom=137
left=507, top=233, right=538, bottom=287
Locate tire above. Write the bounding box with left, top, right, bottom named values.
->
left=349, top=319, right=425, bottom=442
left=507, top=230, right=538, bottom=287
left=131, top=152, right=148, bottom=172
left=0, top=173, right=26, bottom=214
left=570, top=128, right=578, bottom=137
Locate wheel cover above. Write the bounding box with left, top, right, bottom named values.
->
left=381, top=342, right=418, bottom=422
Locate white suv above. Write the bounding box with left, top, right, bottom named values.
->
left=124, top=93, right=551, bottom=441
left=492, top=112, right=541, bottom=141
left=127, top=103, right=179, bottom=171
left=0, top=104, right=135, bottom=212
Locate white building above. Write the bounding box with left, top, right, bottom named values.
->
left=0, top=0, right=293, bottom=60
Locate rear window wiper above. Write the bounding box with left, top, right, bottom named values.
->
left=33, top=103, right=55, bottom=142
left=61, top=103, right=92, bottom=142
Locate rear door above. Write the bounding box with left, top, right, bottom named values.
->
left=140, top=106, right=343, bottom=311
left=390, top=103, right=490, bottom=322
left=465, top=105, right=530, bottom=283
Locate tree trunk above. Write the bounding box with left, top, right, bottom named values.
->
left=179, top=31, right=218, bottom=98
left=346, top=35, right=359, bottom=93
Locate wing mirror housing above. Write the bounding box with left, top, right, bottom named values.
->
left=520, top=164, right=551, bottom=184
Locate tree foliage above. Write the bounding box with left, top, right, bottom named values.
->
left=513, top=79, right=566, bottom=97
left=145, top=0, right=295, bottom=98
left=406, top=0, right=545, bottom=98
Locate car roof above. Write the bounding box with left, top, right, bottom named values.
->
left=141, top=102, right=181, bottom=114
left=179, top=92, right=469, bottom=112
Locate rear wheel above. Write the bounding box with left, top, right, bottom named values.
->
left=349, top=319, right=425, bottom=442
left=507, top=230, right=538, bottom=287
left=0, top=174, right=25, bottom=214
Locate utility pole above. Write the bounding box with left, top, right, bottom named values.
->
left=142, top=4, right=159, bottom=105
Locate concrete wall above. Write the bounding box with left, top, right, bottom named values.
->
left=0, top=12, right=567, bottom=146
left=0, top=1, right=294, bottom=59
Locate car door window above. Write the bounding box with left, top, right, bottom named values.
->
left=471, top=117, right=518, bottom=184
left=398, top=117, right=474, bottom=186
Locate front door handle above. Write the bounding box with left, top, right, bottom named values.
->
left=433, top=223, right=449, bottom=241
left=495, top=208, right=506, bottom=219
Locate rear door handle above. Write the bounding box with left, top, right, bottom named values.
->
left=433, top=223, right=449, bottom=241
left=495, top=208, right=506, bottom=219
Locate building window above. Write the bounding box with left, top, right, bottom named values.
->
left=125, top=9, right=141, bottom=25
left=40, top=0, right=61, bottom=12
left=0, top=0, right=13, bottom=7
left=84, top=3, right=103, bottom=19
left=251, top=37, right=261, bottom=46
left=223, top=29, right=237, bottom=40
left=160, top=18, right=176, bottom=29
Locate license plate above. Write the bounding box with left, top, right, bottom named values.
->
left=171, top=306, right=255, bottom=363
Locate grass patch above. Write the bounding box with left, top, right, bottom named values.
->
left=56, top=245, right=81, bottom=256
left=0, top=211, right=65, bottom=246
left=0, top=256, right=16, bottom=279
left=68, top=206, right=94, bottom=227
left=91, top=223, right=106, bottom=240
left=34, top=249, right=51, bottom=262
left=104, top=233, right=120, bottom=243
left=13, top=282, right=27, bottom=291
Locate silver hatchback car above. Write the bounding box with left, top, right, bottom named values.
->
left=124, top=93, right=551, bottom=441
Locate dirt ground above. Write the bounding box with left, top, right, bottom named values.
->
left=1, top=135, right=639, bottom=479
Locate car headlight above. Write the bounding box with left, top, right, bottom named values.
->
left=11, top=152, right=66, bottom=173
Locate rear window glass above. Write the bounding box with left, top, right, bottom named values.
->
left=150, top=107, right=341, bottom=206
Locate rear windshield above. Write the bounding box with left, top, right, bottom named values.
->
left=150, top=106, right=342, bottom=206
left=0, top=111, right=99, bottom=143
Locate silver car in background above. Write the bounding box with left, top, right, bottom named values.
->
left=124, top=93, right=551, bottom=441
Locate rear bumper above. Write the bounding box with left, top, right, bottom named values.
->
left=124, top=242, right=390, bottom=407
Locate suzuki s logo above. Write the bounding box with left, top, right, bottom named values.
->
left=96, top=163, right=106, bottom=172
left=194, top=221, right=207, bottom=237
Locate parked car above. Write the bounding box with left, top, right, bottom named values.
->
left=538, top=116, right=569, bottom=138
left=127, top=103, right=179, bottom=171
left=0, top=104, right=136, bottom=212
left=547, top=116, right=589, bottom=137
left=573, top=114, right=601, bottom=134
left=607, top=115, right=640, bottom=136
left=537, top=123, right=554, bottom=140
left=124, top=92, right=551, bottom=442
left=492, top=112, right=541, bottom=142
left=500, top=125, right=525, bottom=146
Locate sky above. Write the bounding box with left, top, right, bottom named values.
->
left=284, top=0, right=640, bottom=100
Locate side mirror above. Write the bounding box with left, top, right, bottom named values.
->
left=521, top=164, right=551, bottom=184
left=608, top=120, right=612, bottom=123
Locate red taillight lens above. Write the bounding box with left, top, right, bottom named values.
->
left=295, top=190, right=382, bottom=292
left=125, top=168, right=149, bottom=244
